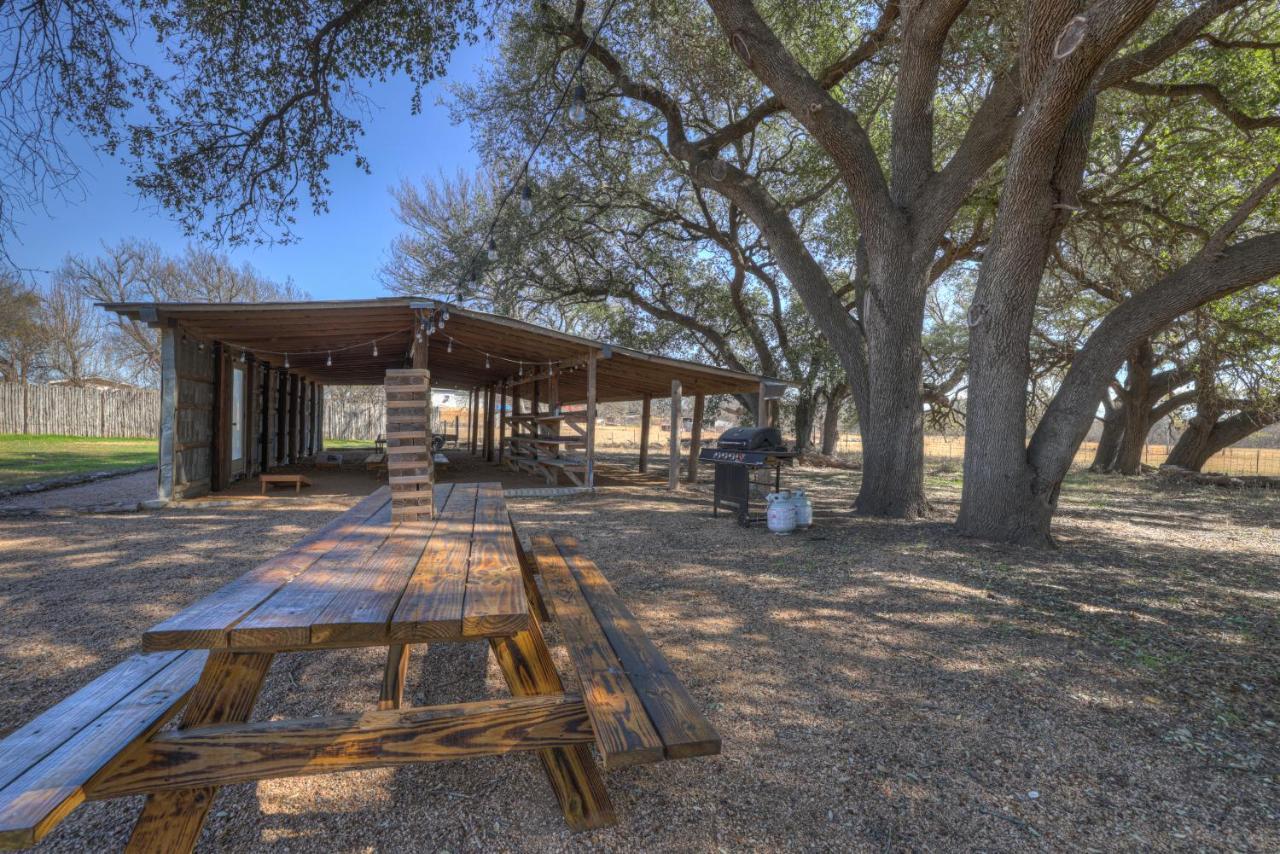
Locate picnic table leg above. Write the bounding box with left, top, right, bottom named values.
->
left=489, top=619, right=614, bottom=830
left=379, top=643, right=413, bottom=710
left=125, top=651, right=274, bottom=854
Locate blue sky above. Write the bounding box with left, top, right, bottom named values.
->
left=10, top=40, right=493, bottom=301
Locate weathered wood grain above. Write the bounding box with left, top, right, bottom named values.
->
left=143, top=488, right=391, bottom=651
left=124, top=651, right=273, bottom=854
left=529, top=536, right=665, bottom=768
left=227, top=506, right=394, bottom=649
left=461, top=483, right=528, bottom=638
left=489, top=621, right=615, bottom=831
left=92, top=696, right=594, bottom=797
left=378, top=644, right=413, bottom=711
left=553, top=535, right=720, bottom=762
left=0, top=651, right=206, bottom=851
left=309, top=485, right=453, bottom=645
left=0, top=653, right=184, bottom=793
left=389, top=484, right=478, bottom=642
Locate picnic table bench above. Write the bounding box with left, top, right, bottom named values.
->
left=0, top=483, right=718, bottom=851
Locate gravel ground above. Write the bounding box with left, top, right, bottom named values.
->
left=0, top=467, right=1275, bottom=852
left=0, top=469, right=157, bottom=511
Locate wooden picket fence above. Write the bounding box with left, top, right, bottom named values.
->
left=0, top=383, right=159, bottom=438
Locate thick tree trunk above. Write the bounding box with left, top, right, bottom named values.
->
left=854, top=257, right=930, bottom=518
left=1164, top=414, right=1215, bottom=470
left=1112, top=341, right=1154, bottom=474
left=820, top=386, right=847, bottom=455
left=1165, top=409, right=1277, bottom=471
left=1089, top=404, right=1124, bottom=472
left=792, top=392, right=814, bottom=454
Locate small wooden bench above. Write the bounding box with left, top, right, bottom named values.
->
left=0, top=651, right=207, bottom=849
left=259, top=473, right=311, bottom=494
left=526, top=533, right=720, bottom=768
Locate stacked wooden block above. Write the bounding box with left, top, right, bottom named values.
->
left=384, top=369, right=434, bottom=521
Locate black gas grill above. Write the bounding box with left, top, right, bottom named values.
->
left=699, top=427, right=795, bottom=525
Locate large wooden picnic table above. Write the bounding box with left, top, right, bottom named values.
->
left=0, top=479, right=719, bottom=852
left=118, top=482, right=612, bottom=850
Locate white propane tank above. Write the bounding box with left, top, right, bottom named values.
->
left=791, top=489, right=813, bottom=529
left=766, top=490, right=797, bottom=534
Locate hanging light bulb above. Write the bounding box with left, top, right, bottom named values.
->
left=239, top=350, right=246, bottom=363
left=569, top=83, right=588, bottom=123
left=487, top=238, right=499, bottom=261
left=372, top=340, right=379, bottom=357
left=283, top=352, right=290, bottom=369
left=326, top=351, right=333, bottom=367
left=441, top=306, right=450, bottom=323
left=447, top=338, right=454, bottom=354
left=519, top=184, right=533, bottom=215
left=485, top=354, right=491, bottom=369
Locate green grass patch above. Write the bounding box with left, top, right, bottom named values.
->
left=323, top=438, right=377, bottom=449
left=0, top=434, right=156, bottom=489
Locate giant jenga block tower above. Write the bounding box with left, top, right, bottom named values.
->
left=384, top=369, right=434, bottom=521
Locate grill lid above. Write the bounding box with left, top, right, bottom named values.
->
left=717, top=426, right=785, bottom=451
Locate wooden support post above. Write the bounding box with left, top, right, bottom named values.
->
left=498, top=381, right=507, bottom=465
left=485, top=384, right=497, bottom=463
left=687, top=393, right=705, bottom=484
left=638, top=394, right=651, bottom=474
left=260, top=365, right=274, bottom=469
left=757, top=380, right=769, bottom=428
left=489, top=621, right=615, bottom=830
left=315, top=384, right=324, bottom=453
left=669, top=379, right=682, bottom=491
left=210, top=342, right=225, bottom=491
left=157, top=326, right=177, bottom=502
left=586, top=350, right=597, bottom=488
left=274, top=368, right=286, bottom=467
left=125, top=652, right=273, bottom=854
left=379, top=644, right=412, bottom=711
left=469, top=387, right=477, bottom=454
left=288, top=374, right=300, bottom=464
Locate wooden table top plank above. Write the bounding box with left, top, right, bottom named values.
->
left=460, top=483, right=529, bottom=638
left=309, top=484, right=455, bottom=645
left=227, top=504, right=396, bottom=649
left=528, top=536, right=665, bottom=768
left=143, top=489, right=392, bottom=651
left=388, top=484, right=479, bottom=642
left=553, top=535, right=721, bottom=761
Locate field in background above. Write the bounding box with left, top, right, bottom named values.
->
left=587, top=425, right=1280, bottom=477
left=0, top=434, right=156, bottom=488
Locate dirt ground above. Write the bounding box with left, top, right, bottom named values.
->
left=0, top=464, right=1275, bottom=852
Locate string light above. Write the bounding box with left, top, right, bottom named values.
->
left=485, top=354, right=491, bottom=369
left=283, top=352, right=290, bottom=369
left=447, top=338, right=454, bottom=354
left=372, top=341, right=378, bottom=357
left=326, top=351, right=332, bottom=367
left=569, top=83, right=588, bottom=123
left=441, top=307, right=450, bottom=323
left=455, top=0, right=619, bottom=292
left=519, top=184, right=534, bottom=215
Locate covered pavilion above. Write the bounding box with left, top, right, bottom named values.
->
left=103, top=298, right=786, bottom=500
